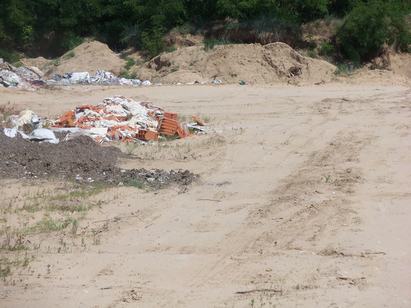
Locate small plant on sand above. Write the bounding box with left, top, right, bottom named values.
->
left=124, top=179, right=145, bottom=189
left=51, top=57, right=61, bottom=66
left=307, top=50, right=317, bottom=58
left=321, top=174, right=331, bottom=182
left=124, top=57, right=136, bottom=70
left=166, top=46, right=177, bottom=53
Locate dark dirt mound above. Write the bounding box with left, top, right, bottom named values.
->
left=0, top=130, right=196, bottom=188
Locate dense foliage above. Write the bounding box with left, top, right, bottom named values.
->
left=336, top=0, right=411, bottom=63
left=0, top=0, right=410, bottom=62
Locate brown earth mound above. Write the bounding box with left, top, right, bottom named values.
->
left=21, top=39, right=411, bottom=86
left=0, top=130, right=195, bottom=188
left=139, top=42, right=336, bottom=85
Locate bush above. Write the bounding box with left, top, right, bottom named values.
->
left=166, top=46, right=177, bottom=53
left=118, top=70, right=138, bottom=79
left=141, top=26, right=166, bottom=58
left=337, top=0, right=411, bottom=63
left=319, top=42, right=334, bottom=56
left=125, top=57, right=136, bottom=70
left=308, top=50, right=317, bottom=58
left=0, top=49, right=22, bottom=63
left=203, top=37, right=217, bottom=51
left=334, top=63, right=353, bottom=76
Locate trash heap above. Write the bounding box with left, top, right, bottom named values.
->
left=0, top=60, right=45, bottom=89
left=49, top=69, right=221, bottom=86
left=49, top=69, right=148, bottom=86
left=0, top=58, right=222, bottom=89
left=51, top=95, right=205, bottom=143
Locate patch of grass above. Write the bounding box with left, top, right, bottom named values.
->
left=177, top=114, right=187, bottom=122
left=124, top=179, right=145, bottom=189
left=307, top=50, right=317, bottom=58
left=124, top=142, right=140, bottom=155
left=118, top=70, right=138, bottom=79
left=334, top=64, right=353, bottom=76
left=319, top=42, right=334, bottom=56
left=0, top=102, right=21, bottom=125
left=159, top=133, right=178, bottom=141
left=13, top=61, right=24, bottom=68
left=24, top=214, right=72, bottom=234
left=22, top=202, right=41, bottom=213
left=1, top=233, right=29, bottom=251
left=0, top=253, right=33, bottom=281
left=203, top=37, right=232, bottom=51
left=321, top=174, right=331, bottom=182
left=166, top=46, right=177, bottom=53
left=176, top=24, right=193, bottom=37
left=124, top=57, right=136, bottom=70
left=171, top=66, right=179, bottom=73
left=51, top=57, right=61, bottom=66
left=65, top=51, right=75, bottom=58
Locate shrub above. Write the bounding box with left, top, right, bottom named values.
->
left=203, top=37, right=217, bottom=51
left=125, top=57, right=136, bottom=70
left=337, top=0, right=411, bottom=63
left=319, top=42, right=334, bottom=56
left=118, top=70, right=138, bottom=79
left=166, top=46, right=177, bottom=53
left=308, top=50, right=318, bottom=58
left=141, top=26, right=165, bottom=58
left=334, top=63, right=353, bottom=76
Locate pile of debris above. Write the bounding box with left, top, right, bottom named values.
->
left=0, top=60, right=45, bottom=89
left=49, top=69, right=148, bottom=86
left=0, top=57, right=223, bottom=89
left=2, top=95, right=206, bottom=144
left=51, top=95, right=205, bottom=143
left=0, top=128, right=197, bottom=187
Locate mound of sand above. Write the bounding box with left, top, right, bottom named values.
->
left=23, top=41, right=126, bottom=77
left=138, top=42, right=337, bottom=85
left=21, top=40, right=411, bottom=86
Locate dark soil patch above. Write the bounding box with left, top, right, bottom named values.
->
left=0, top=130, right=196, bottom=188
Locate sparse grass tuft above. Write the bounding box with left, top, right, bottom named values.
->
left=124, top=179, right=145, bottom=189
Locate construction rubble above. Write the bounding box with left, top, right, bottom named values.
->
left=0, top=59, right=222, bottom=89
left=2, top=95, right=206, bottom=144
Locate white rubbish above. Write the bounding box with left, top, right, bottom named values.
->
left=29, top=128, right=59, bottom=144
left=69, top=72, right=89, bottom=83
left=10, top=109, right=40, bottom=127
left=3, top=126, right=18, bottom=138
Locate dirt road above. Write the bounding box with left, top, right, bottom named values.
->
left=1, top=83, right=411, bottom=307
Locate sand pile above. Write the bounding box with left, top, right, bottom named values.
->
left=21, top=40, right=411, bottom=86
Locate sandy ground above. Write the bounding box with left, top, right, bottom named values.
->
left=1, top=82, right=410, bottom=308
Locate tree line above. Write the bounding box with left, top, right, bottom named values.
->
left=0, top=0, right=410, bottom=63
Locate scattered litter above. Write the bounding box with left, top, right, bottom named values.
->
left=239, top=81, right=251, bottom=85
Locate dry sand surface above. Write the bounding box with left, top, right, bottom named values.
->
left=1, top=41, right=411, bottom=307
left=1, top=82, right=411, bottom=308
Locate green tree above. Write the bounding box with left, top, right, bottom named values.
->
left=337, top=0, right=411, bottom=63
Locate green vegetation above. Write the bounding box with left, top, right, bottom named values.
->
left=0, top=1, right=409, bottom=63
left=124, top=57, right=136, bottom=70
left=124, top=179, right=145, bottom=189
left=336, top=0, right=411, bottom=63
left=166, top=46, right=177, bottom=53
left=308, top=50, right=318, bottom=58
left=118, top=70, right=138, bottom=79
left=319, top=42, right=334, bottom=56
